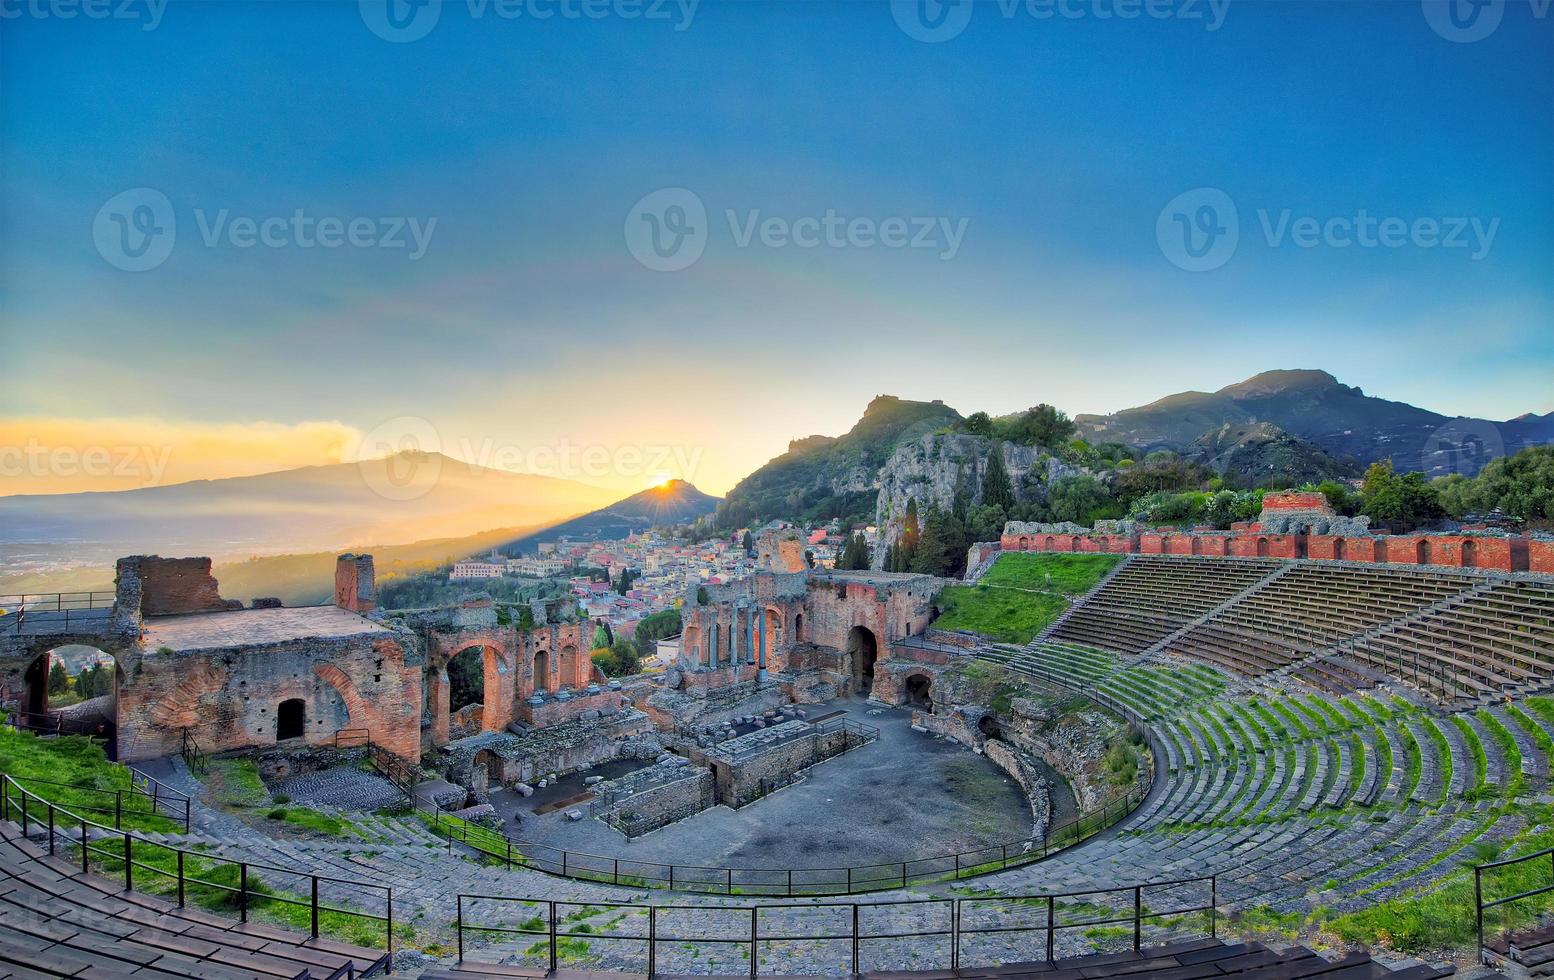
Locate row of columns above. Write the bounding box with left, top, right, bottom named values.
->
left=703, top=601, right=768, bottom=680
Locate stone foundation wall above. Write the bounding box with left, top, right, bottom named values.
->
left=595, top=764, right=716, bottom=837
left=984, top=738, right=1050, bottom=840
left=711, top=720, right=853, bottom=808
left=117, top=633, right=421, bottom=763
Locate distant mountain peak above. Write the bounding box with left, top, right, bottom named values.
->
left=1219, top=368, right=1345, bottom=398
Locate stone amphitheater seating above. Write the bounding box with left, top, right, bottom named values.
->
left=976, top=643, right=1554, bottom=920
left=1049, top=557, right=1283, bottom=655
left=1045, top=554, right=1554, bottom=706
left=0, top=818, right=388, bottom=980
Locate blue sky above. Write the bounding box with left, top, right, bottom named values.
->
left=2, top=0, right=1550, bottom=495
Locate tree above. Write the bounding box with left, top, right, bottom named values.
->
left=47, top=659, right=69, bottom=696
left=838, top=532, right=870, bottom=570
left=594, top=622, right=614, bottom=648
left=741, top=530, right=755, bottom=555
left=615, top=568, right=637, bottom=595
left=981, top=446, right=1015, bottom=513
left=961, top=411, right=994, bottom=436
left=909, top=506, right=968, bottom=577
left=1046, top=475, right=1117, bottom=524
left=1315, top=479, right=1358, bottom=515
left=634, top=608, right=682, bottom=659
left=1004, top=404, right=1077, bottom=449
left=1360, top=461, right=1444, bottom=531
left=1436, top=446, right=1554, bottom=521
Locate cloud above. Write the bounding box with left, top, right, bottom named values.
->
left=0, top=417, right=362, bottom=496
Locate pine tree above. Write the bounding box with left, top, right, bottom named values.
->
left=982, top=444, right=1016, bottom=514
left=48, top=659, right=69, bottom=696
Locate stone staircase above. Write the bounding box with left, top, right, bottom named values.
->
left=1029, top=554, right=1135, bottom=645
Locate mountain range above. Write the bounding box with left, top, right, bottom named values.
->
left=1075, top=369, right=1554, bottom=479
left=0, top=451, right=621, bottom=570
left=496, top=479, right=720, bottom=555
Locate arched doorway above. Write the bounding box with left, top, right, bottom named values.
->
left=978, top=714, right=1002, bottom=740
left=794, top=613, right=804, bottom=643
left=558, top=645, right=578, bottom=690
left=846, top=626, right=879, bottom=695
left=447, top=646, right=487, bottom=713
left=276, top=698, right=306, bottom=741
left=21, top=644, right=118, bottom=755
left=1256, top=537, right=1270, bottom=558
left=905, top=673, right=933, bottom=711
left=682, top=625, right=702, bottom=667
left=1417, top=539, right=1432, bottom=565
left=533, top=648, right=551, bottom=694
left=1044, top=536, right=1055, bottom=551
left=1461, top=539, right=1476, bottom=568
left=1333, top=538, right=1347, bottom=561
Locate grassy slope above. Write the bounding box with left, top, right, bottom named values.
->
left=978, top=553, right=1122, bottom=594
left=934, top=553, right=1120, bottom=644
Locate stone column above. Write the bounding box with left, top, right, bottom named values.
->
left=757, top=610, right=768, bottom=680
left=744, top=604, right=756, bottom=666
left=709, top=612, right=720, bottom=670
left=430, top=666, right=451, bottom=745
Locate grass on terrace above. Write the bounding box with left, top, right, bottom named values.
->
left=933, top=586, right=1068, bottom=645
left=0, top=726, right=181, bottom=833
left=978, top=553, right=1123, bottom=594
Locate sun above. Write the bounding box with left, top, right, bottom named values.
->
left=651, top=471, right=673, bottom=488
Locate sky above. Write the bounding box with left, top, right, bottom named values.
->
left=2, top=0, right=1551, bottom=498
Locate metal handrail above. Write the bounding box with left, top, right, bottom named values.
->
left=0, top=774, right=394, bottom=970
left=0, top=773, right=190, bottom=832
left=179, top=727, right=207, bottom=776
left=1475, top=844, right=1554, bottom=964
left=423, top=768, right=1144, bottom=896
left=0, top=592, right=116, bottom=613
left=453, top=875, right=1218, bottom=978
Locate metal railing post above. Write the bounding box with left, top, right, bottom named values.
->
left=177, top=851, right=186, bottom=907
left=648, top=904, right=658, bottom=979
left=387, top=888, right=395, bottom=971
left=1133, top=885, right=1142, bottom=951
left=548, top=900, right=558, bottom=976
left=951, top=899, right=960, bottom=971
left=456, top=896, right=464, bottom=962
left=47, top=803, right=55, bottom=856
left=749, top=906, right=758, bottom=979
left=123, top=834, right=133, bottom=891
left=1210, top=876, right=1217, bottom=937
left=1474, top=866, right=1484, bottom=964
left=1046, top=895, right=1055, bottom=962
left=81, top=819, right=89, bottom=873
left=311, top=877, right=320, bottom=938
left=239, top=863, right=249, bottom=922
left=851, top=903, right=860, bottom=976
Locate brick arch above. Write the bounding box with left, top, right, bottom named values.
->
left=314, top=662, right=372, bottom=729
left=147, top=660, right=228, bottom=731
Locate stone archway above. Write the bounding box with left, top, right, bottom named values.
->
left=1334, top=538, right=1347, bottom=561
left=978, top=714, right=1002, bottom=740
left=533, top=647, right=552, bottom=694
left=1256, top=537, right=1271, bottom=558
left=1461, top=539, right=1476, bottom=568
left=557, top=644, right=579, bottom=691
left=905, top=673, right=933, bottom=711
left=846, top=626, right=879, bottom=695
left=19, top=644, right=119, bottom=754
left=1417, top=539, right=1432, bottom=565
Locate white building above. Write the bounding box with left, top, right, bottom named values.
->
left=449, top=558, right=505, bottom=581
left=507, top=556, right=570, bottom=577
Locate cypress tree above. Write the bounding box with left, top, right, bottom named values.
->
left=982, top=444, right=1016, bottom=514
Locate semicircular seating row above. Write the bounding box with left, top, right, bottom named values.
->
left=977, top=639, right=1552, bottom=918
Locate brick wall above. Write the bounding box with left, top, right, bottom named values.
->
left=125, top=556, right=240, bottom=617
